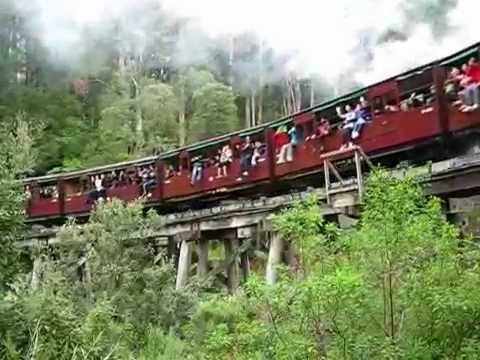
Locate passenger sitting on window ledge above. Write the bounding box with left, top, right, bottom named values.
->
left=217, top=144, right=233, bottom=178
left=190, top=156, right=203, bottom=185
left=239, top=136, right=254, bottom=177
left=142, top=165, right=157, bottom=197
left=352, top=97, right=371, bottom=139
left=337, top=105, right=356, bottom=149
left=384, top=102, right=400, bottom=112
left=420, top=86, right=436, bottom=114
left=164, top=165, right=175, bottom=184
left=445, top=67, right=462, bottom=104
left=275, top=126, right=290, bottom=164
left=460, top=58, right=480, bottom=112
left=285, top=125, right=298, bottom=162
left=306, top=118, right=330, bottom=141
left=88, top=175, right=106, bottom=203
left=251, top=141, right=265, bottom=166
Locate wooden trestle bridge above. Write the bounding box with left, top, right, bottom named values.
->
left=21, top=149, right=480, bottom=292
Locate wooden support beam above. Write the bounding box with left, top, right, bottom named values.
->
left=326, top=160, right=344, bottom=184
left=240, top=241, right=250, bottom=283
left=176, top=240, right=193, bottom=290
left=197, top=239, right=209, bottom=279
left=324, top=160, right=331, bottom=204
left=224, top=237, right=240, bottom=292
left=31, top=255, right=42, bottom=290
left=203, top=239, right=253, bottom=282
left=266, top=232, right=283, bottom=285
left=354, top=150, right=363, bottom=202
left=167, top=236, right=176, bottom=260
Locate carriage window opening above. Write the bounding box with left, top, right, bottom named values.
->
left=295, top=124, right=305, bottom=142
left=304, top=118, right=314, bottom=137
left=39, top=184, right=58, bottom=200
left=373, top=96, right=384, bottom=114
left=384, top=92, right=399, bottom=112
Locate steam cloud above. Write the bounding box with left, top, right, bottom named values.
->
left=15, top=0, right=480, bottom=87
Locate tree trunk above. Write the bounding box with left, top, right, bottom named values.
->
left=197, top=239, right=209, bottom=279
left=245, top=96, right=251, bottom=128
left=251, top=91, right=256, bottom=127
left=131, top=76, right=144, bottom=145
left=310, top=78, right=315, bottom=107
left=224, top=237, right=240, bottom=293
left=282, top=98, right=288, bottom=116
left=178, top=110, right=186, bottom=146
left=295, top=78, right=302, bottom=112
left=229, top=36, right=235, bottom=86
left=258, top=38, right=264, bottom=124
left=258, top=89, right=263, bottom=124
left=31, top=256, right=42, bottom=290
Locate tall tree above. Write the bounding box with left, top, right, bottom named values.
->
left=173, top=68, right=215, bottom=145
left=190, top=82, right=239, bottom=141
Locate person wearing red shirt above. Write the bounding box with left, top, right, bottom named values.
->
left=466, top=57, right=480, bottom=83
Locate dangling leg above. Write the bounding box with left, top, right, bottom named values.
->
left=277, top=145, right=287, bottom=164
left=352, top=118, right=365, bottom=140
left=286, top=143, right=294, bottom=162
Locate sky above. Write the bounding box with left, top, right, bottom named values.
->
left=32, top=0, right=480, bottom=85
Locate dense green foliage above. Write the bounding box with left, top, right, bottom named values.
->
left=1, top=169, right=480, bottom=358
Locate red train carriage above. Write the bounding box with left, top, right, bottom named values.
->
left=24, top=43, right=480, bottom=221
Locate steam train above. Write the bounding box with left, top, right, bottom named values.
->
left=24, top=42, right=480, bottom=221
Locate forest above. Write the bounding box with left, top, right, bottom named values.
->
left=2, top=0, right=480, bottom=358
left=0, top=0, right=343, bottom=177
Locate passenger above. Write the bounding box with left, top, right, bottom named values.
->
left=96, top=175, right=106, bottom=201
left=165, top=164, right=175, bottom=184
left=87, top=175, right=105, bottom=203
left=385, top=105, right=399, bottom=112
left=286, top=125, right=299, bottom=162
left=103, top=172, right=113, bottom=189
left=445, top=67, right=462, bottom=104
left=421, top=85, right=436, bottom=114
left=117, top=170, right=127, bottom=187
left=400, top=100, right=410, bottom=112
left=251, top=141, right=265, bottom=166
left=460, top=58, right=480, bottom=112
left=408, top=92, right=426, bottom=109
left=51, top=186, right=59, bottom=201
left=239, top=136, right=254, bottom=176
left=25, top=185, right=32, bottom=200
left=274, top=126, right=290, bottom=164
left=191, top=155, right=204, bottom=185
left=142, top=165, right=157, bottom=197
left=217, top=144, right=233, bottom=178
left=352, top=97, right=371, bottom=139
left=306, top=118, right=330, bottom=141
left=336, top=105, right=357, bottom=149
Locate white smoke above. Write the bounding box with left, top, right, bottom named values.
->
left=358, top=0, right=480, bottom=84
left=23, top=0, right=480, bottom=86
